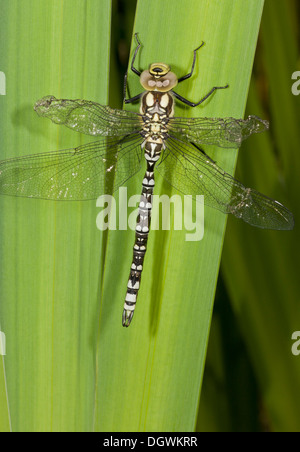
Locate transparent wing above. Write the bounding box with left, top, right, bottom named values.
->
left=168, top=115, right=269, bottom=148
left=34, top=96, right=142, bottom=137
left=0, top=134, right=143, bottom=200
left=156, top=137, right=294, bottom=230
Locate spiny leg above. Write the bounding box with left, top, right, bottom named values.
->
left=175, top=40, right=229, bottom=106
left=172, top=84, right=229, bottom=108
left=130, top=33, right=142, bottom=76
left=123, top=33, right=143, bottom=103
left=123, top=70, right=129, bottom=103
left=177, top=41, right=205, bottom=83
left=124, top=91, right=142, bottom=105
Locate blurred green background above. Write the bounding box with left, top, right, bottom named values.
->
left=0, top=0, right=299, bottom=432
left=199, top=0, right=300, bottom=431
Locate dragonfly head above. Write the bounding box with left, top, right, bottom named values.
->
left=140, top=63, right=178, bottom=92
left=149, top=63, right=170, bottom=77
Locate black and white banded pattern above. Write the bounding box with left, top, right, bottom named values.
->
left=122, top=91, right=173, bottom=326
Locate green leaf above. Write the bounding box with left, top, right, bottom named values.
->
left=0, top=328, right=11, bottom=432
left=0, top=0, right=266, bottom=432
left=221, top=0, right=300, bottom=432
left=94, top=0, right=265, bottom=432
left=0, top=0, right=111, bottom=432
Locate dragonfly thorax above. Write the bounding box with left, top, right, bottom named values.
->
left=140, top=91, right=174, bottom=117
left=140, top=91, right=173, bottom=149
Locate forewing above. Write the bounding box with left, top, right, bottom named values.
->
left=168, top=115, right=269, bottom=148
left=0, top=135, right=143, bottom=200
left=156, top=137, right=294, bottom=230
left=34, top=96, right=142, bottom=137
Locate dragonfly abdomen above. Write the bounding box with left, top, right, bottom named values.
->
left=122, top=129, right=165, bottom=327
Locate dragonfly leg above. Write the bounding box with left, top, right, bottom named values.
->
left=177, top=41, right=205, bottom=83
left=130, top=33, right=142, bottom=77
left=172, top=84, right=229, bottom=107
left=123, top=71, right=142, bottom=103
left=123, top=70, right=129, bottom=102
left=123, top=33, right=143, bottom=103
left=124, top=92, right=142, bottom=104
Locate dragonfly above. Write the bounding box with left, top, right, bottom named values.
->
left=0, top=34, right=294, bottom=327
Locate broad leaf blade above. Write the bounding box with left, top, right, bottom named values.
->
left=93, top=0, right=265, bottom=432
left=0, top=0, right=111, bottom=432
